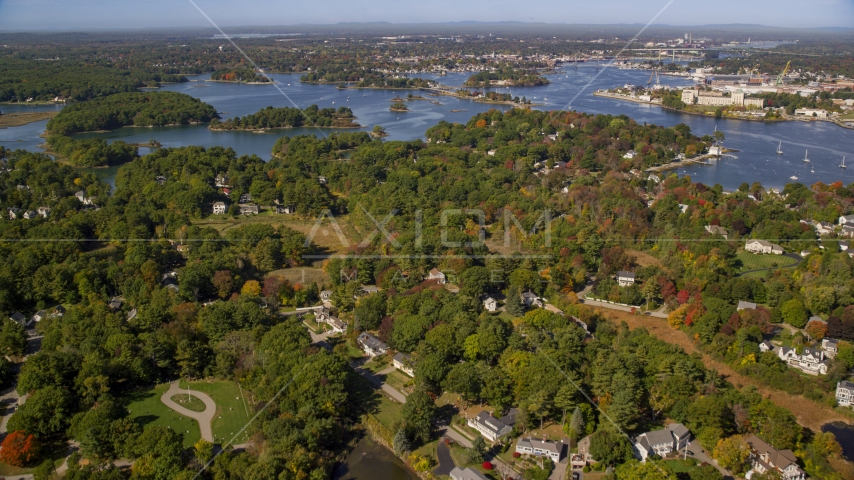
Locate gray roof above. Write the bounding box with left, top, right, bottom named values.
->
left=393, top=352, right=412, bottom=365
left=449, top=467, right=489, bottom=480
left=473, top=411, right=510, bottom=435
left=517, top=437, right=561, bottom=454
left=737, top=300, right=756, bottom=310
left=838, top=380, right=854, bottom=390
left=616, top=270, right=635, bottom=279
left=641, top=428, right=675, bottom=447
left=668, top=423, right=690, bottom=439
left=358, top=332, right=387, bottom=351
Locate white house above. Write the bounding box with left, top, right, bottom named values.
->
left=839, top=215, right=854, bottom=225
left=633, top=423, right=691, bottom=461
left=467, top=411, right=513, bottom=442
left=623, top=150, right=638, bottom=159
left=841, top=241, right=850, bottom=252
left=773, top=346, right=828, bottom=375
left=483, top=296, right=498, bottom=312
left=521, top=291, right=544, bottom=308
left=814, top=221, right=834, bottom=235
left=357, top=332, right=388, bottom=357
left=75, top=191, right=94, bottom=205
left=214, top=173, right=230, bottom=187
left=427, top=268, right=447, bottom=284
left=37, top=206, right=50, bottom=218
left=212, top=202, right=228, bottom=215
left=759, top=340, right=775, bottom=353
left=842, top=225, right=854, bottom=238
left=317, top=310, right=347, bottom=333
left=822, top=338, right=839, bottom=358
left=449, top=467, right=489, bottom=480
left=616, top=271, right=636, bottom=287
left=745, top=239, right=784, bottom=255
left=709, top=146, right=723, bottom=156
left=515, top=438, right=563, bottom=462
left=836, top=380, right=854, bottom=408
left=239, top=204, right=259, bottom=215
left=705, top=225, right=728, bottom=239
left=745, top=435, right=806, bottom=480
left=393, top=352, right=415, bottom=376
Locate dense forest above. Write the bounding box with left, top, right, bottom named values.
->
left=46, top=135, right=138, bottom=167
left=0, top=58, right=188, bottom=103
left=45, top=92, right=219, bottom=135
left=3, top=106, right=854, bottom=478
left=209, top=105, right=360, bottom=130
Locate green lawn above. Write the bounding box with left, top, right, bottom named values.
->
left=179, top=379, right=253, bottom=445
left=372, top=393, right=404, bottom=432
left=171, top=393, right=206, bottom=412
left=124, top=383, right=201, bottom=448
left=736, top=250, right=797, bottom=273
left=363, top=355, right=391, bottom=374
left=385, top=369, right=414, bottom=393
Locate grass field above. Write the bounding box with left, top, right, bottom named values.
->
left=384, top=369, right=414, bottom=394
left=268, top=267, right=330, bottom=286
left=736, top=250, right=797, bottom=273
left=372, top=394, right=404, bottom=432
left=171, top=393, right=206, bottom=412
left=124, top=384, right=202, bottom=447
left=179, top=379, right=253, bottom=445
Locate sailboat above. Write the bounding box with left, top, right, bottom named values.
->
left=790, top=175, right=799, bottom=180
left=841, top=156, right=847, bottom=169
left=803, top=150, right=810, bottom=163
left=776, top=141, right=783, bottom=155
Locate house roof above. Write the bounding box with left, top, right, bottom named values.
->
left=668, top=423, right=690, bottom=439
left=361, top=285, right=379, bottom=294
left=498, top=408, right=520, bottom=427
left=358, top=332, right=387, bottom=351
left=472, top=411, right=510, bottom=435
left=522, top=291, right=539, bottom=299
left=449, top=467, right=489, bottom=480
left=744, top=435, right=798, bottom=469
left=393, top=352, right=412, bottom=365
left=616, top=270, right=635, bottom=279
left=428, top=268, right=444, bottom=277
left=517, top=437, right=561, bottom=454
left=838, top=380, right=854, bottom=391
left=639, top=428, right=675, bottom=448
left=737, top=300, right=756, bottom=310
left=9, top=311, right=25, bottom=323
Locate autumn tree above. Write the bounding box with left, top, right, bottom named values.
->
left=212, top=270, right=233, bottom=299
left=241, top=280, right=261, bottom=297
left=0, top=430, right=41, bottom=467
left=713, top=435, right=750, bottom=475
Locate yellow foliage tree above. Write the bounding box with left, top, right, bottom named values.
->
left=713, top=435, right=750, bottom=475
left=241, top=280, right=261, bottom=297
left=667, top=305, right=687, bottom=328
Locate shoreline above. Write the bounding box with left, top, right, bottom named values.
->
left=645, top=151, right=736, bottom=173
left=595, top=91, right=854, bottom=130
left=209, top=124, right=362, bottom=132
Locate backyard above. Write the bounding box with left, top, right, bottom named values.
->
left=736, top=250, right=798, bottom=274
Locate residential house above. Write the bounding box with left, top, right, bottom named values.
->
left=239, top=204, right=259, bottom=215
left=360, top=285, right=379, bottom=296
left=823, top=338, right=839, bottom=358
left=212, top=202, right=228, bottom=215
left=815, top=221, right=834, bottom=235
left=275, top=205, right=295, bottom=214
left=842, top=225, right=854, bottom=238
left=318, top=176, right=327, bottom=185
left=515, top=438, right=563, bottom=462
left=317, top=310, right=347, bottom=333
left=773, top=346, right=829, bottom=375
left=633, top=423, right=691, bottom=461
left=108, top=297, right=123, bottom=311
left=678, top=204, right=689, bottom=214
left=737, top=301, right=757, bottom=311
left=800, top=249, right=812, bottom=257
left=155, top=175, right=166, bottom=185
left=214, top=173, right=229, bottom=187
left=37, top=207, right=50, bottom=218
left=51, top=305, right=66, bottom=317
left=427, top=268, right=447, bottom=284
left=704, top=225, right=728, bottom=239
left=745, top=239, right=784, bottom=255
left=449, top=467, right=489, bottom=480
left=320, top=290, right=333, bottom=303
left=623, top=150, right=638, bottom=159
left=357, top=332, right=388, bottom=357
left=7, top=207, right=21, bottom=219
left=75, top=191, right=94, bottom=205
left=616, top=271, right=636, bottom=287
left=9, top=311, right=26, bottom=327
left=836, top=380, right=854, bottom=408
left=128, top=308, right=138, bottom=321
left=544, top=304, right=564, bottom=316
left=393, top=352, right=415, bottom=376
left=239, top=193, right=253, bottom=204
left=709, top=146, right=723, bottom=156
left=759, top=340, right=775, bottom=353
left=840, top=215, right=854, bottom=225
left=31, top=310, right=47, bottom=323
left=744, top=435, right=806, bottom=480
left=841, top=241, right=850, bottom=252
left=483, top=296, right=498, bottom=312
left=521, top=291, right=544, bottom=308
left=467, top=411, right=513, bottom=442
left=22, top=210, right=37, bottom=219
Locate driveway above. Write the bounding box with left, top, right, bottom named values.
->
left=160, top=381, right=217, bottom=442
left=351, top=360, right=407, bottom=404
left=433, top=440, right=456, bottom=476
left=681, top=443, right=733, bottom=479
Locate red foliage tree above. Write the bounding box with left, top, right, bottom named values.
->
left=482, top=461, right=493, bottom=470
left=0, top=430, right=40, bottom=467
left=676, top=289, right=690, bottom=305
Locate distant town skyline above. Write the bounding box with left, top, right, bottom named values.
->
left=0, top=0, right=852, bottom=31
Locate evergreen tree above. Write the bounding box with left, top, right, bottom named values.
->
left=393, top=428, right=410, bottom=456
left=569, top=407, right=585, bottom=441
left=505, top=286, right=525, bottom=317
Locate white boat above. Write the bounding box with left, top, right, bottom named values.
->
left=790, top=175, right=799, bottom=180
left=842, top=156, right=847, bottom=169
left=776, top=141, right=783, bottom=155
left=811, top=167, right=815, bottom=173
left=803, top=150, right=810, bottom=163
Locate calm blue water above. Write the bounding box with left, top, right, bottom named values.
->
left=2, top=69, right=853, bottom=190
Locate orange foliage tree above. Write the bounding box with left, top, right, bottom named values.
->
left=0, top=430, right=41, bottom=467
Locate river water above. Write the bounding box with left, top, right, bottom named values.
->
left=1, top=68, right=853, bottom=190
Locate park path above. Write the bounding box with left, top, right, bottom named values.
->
left=160, top=381, right=216, bottom=442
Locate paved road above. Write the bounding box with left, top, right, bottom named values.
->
left=160, top=381, right=217, bottom=442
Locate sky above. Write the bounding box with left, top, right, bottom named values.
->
left=0, top=0, right=852, bottom=31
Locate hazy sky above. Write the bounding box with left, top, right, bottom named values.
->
left=0, top=0, right=852, bottom=31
